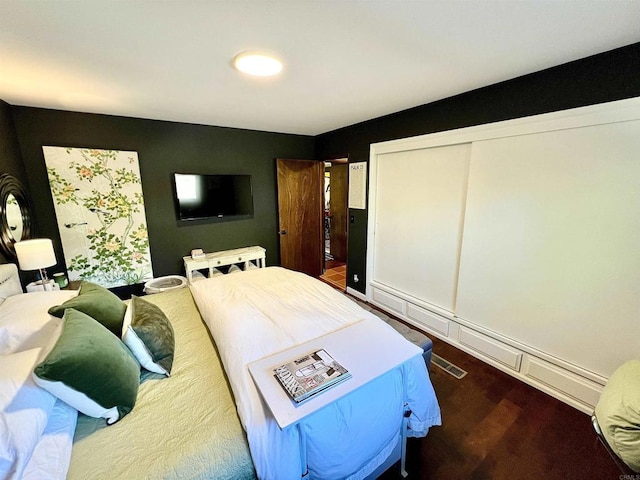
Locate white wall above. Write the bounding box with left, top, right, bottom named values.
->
left=366, top=97, right=640, bottom=412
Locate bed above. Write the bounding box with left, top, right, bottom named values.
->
left=1, top=262, right=441, bottom=480
left=0, top=263, right=254, bottom=480
left=190, top=266, right=442, bottom=479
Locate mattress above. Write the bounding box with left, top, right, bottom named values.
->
left=67, top=287, right=255, bottom=479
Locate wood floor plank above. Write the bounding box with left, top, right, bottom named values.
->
left=463, top=398, right=521, bottom=459
left=379, top=335, right=621, bottom=479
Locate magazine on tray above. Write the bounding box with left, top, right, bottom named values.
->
left=273, top=349, right=351, bottom=404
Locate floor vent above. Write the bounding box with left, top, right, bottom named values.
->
left=432, top=353, right=467, bottom=379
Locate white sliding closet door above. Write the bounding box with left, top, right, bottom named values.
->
left=456, top=121, right=640, bottom=378
left=372, top=144, right=470, bottom=312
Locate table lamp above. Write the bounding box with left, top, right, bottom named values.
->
left=15, top=238, right=57, bottom=291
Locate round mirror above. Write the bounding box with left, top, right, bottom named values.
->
left=0, top=174, right=32, bottom=260
left=6, top=193, right=24, bottom=240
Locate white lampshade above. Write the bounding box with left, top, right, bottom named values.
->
left=15, top=239, right=57, bottom=270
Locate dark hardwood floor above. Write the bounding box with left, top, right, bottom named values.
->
left=380, top=336, right=620, bottom=480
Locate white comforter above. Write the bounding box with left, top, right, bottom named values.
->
left=190, top=267, right=441, bottom=480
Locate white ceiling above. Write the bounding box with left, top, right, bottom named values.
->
left=1, top=1, right=638, bottom=136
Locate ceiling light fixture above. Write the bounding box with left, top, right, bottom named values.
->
left=233, top=52, right=283, bottom=77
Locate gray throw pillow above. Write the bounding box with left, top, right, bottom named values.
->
left=121, top=296, right=175, bottom=376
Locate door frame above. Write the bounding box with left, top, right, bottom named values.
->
left=323, top=157, right=349, bottom=275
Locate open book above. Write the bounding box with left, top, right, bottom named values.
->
left=273, top=349, right=351, bottom=404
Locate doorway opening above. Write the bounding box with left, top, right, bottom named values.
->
left=319, top=159, right=348, bottom=291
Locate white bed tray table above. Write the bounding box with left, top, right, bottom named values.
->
left=248, top=318, right=423, bottom=430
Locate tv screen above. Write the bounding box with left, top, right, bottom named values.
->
left=173, top=173, right=254, bottom=221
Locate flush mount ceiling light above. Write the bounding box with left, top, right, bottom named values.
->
left=233, top=52, right=283, bottom=77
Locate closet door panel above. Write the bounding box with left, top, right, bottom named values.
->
left=373, top=144, right=470, bottom=312
left=456, top=121, right=640, bottom=377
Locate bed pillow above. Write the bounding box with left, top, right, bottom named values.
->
left=33, top=308, right=140, bottom=425
left=122, top=296, right=174, bottom=376
left=0, top=348, right=57, bottom=480
left=190, top=270, right=207, bottom=282
left=48, top=282, right=126, bottom=337
left=0, top=290, right=78, bottom=355
left=0, top=263, right=23, bottom=304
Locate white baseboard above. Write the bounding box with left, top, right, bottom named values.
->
left=368, top=285, right=604, bottom=415
left=346, top=287, right=366, bottom=301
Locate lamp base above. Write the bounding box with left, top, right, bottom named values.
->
left=26, top=280, right=60, bottom=293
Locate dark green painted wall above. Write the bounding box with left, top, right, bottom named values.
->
left=11, top=108, right=315, bottom=278
left=0, top=101, right=28, bottom=186
left=315, top=42, right=640, bottom=293
left=0, top=100, right=31, bottom=267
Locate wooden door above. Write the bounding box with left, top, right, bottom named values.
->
left=276, top=159, right=323, bottom=277
left=329, top=163, right=348, bottom=262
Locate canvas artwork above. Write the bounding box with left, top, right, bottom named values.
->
left=43, top=146, right=153, bottom=287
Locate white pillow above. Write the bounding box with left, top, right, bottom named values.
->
left=0, top=348, right=57, bottom=480
left=0, top=264, right=22, bottom=305
left=190, top=270, right=207, bottom=282
left=0, top=291, right=78, bottom=355
left=209, top=268, right=223, bottom=278
left=20, top=399, right=77, bottom=480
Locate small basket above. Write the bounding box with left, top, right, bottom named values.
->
left=143, top=275, right=188, bottom=294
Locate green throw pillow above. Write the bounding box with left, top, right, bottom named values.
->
left=48, top=281, right=127, bottom=337
left=122, top=296, right=175, bottom=376
left=33, top=308, right=140, bottom=425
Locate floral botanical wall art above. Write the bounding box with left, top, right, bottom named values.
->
left=43, top=147, right=153, bottom=287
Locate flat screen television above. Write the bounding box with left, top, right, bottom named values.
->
left=173, top=173, right=254, bottom=221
